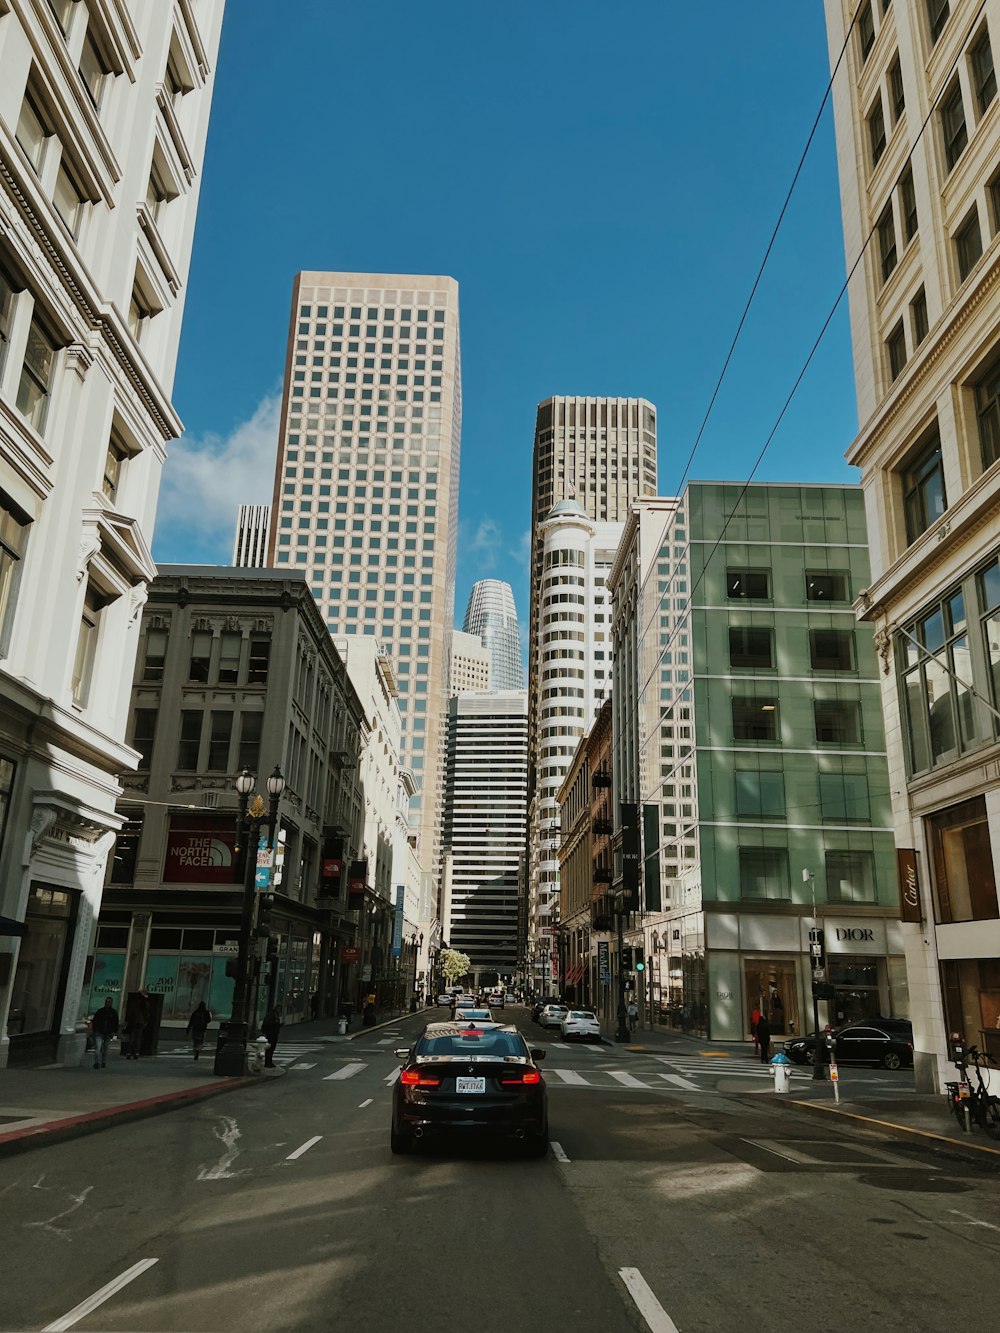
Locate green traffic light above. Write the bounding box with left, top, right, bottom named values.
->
left=635, top=961, right=645, bottom=972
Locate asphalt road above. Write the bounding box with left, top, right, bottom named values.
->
left=2, top=1007, right=999, bottom=1333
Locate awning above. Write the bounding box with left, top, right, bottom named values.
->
left=565, top=960, right=584, bottom=985
left=0, top=915, right=27, bottom=938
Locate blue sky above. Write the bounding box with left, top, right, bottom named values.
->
left=156, top=2, right=858, bottom=631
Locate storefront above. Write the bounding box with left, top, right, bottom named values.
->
left=6, top=884, right=79, bottom=1061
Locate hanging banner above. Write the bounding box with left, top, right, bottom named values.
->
left=347, top=860, right=367, bottom=911
left=620, top=802, right=640, bottom=911
left=643, top=804, right=661, bottom=912
left=597, top=939, right=611, bottom=985
left=391, top=884, right=405, bottom=958
left=897, top=848, right=922, bottom=923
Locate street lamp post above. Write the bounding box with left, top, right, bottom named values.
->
left=215, top=765, right=285, bottom=1077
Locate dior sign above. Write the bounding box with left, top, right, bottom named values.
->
left=896, top=848, right=922, bottom=924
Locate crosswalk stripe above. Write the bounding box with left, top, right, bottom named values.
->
left=609, top=1071, right=650, bottom=1089
left=324, top=1062, right=366, bottom=1080
left=291, top=1063, right=317, bottom=1070
left=658, top=1073, right=700, bottom=1090
left=384, top=1067, right=401, bottom=1085
left=548, top=1069, right=588, bottom=1085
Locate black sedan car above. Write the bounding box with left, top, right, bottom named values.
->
left=391, top=1023, right=548, bottom=1156
left=784, top=1020, right=913, bottom=1070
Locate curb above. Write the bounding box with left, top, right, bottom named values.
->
left=0, top=1074, right=275, bottom=1161
left=782, top=1096, right=1000, bottom=1164
left=346, top=1011, right=426, bottom=1040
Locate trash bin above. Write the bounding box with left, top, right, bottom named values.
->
left=770, top=1052, right=792, bottom=1094
left=213, top=1022, right=230, bottom=1075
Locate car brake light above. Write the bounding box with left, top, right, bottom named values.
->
left=502, top=1068, right=541, bottom=1085
left=400, top=1068, right=440, bottom=1086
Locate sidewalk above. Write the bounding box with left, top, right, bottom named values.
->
left=617, top=1017, right=1000, bottom=1164
left=0, top=1009, right=420, bottom=1159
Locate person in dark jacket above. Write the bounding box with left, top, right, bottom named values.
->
left=756, top=1012, right=772, bottom=1063
left=186, top=1001, right=212, bottom=1060
left=362, top=1001, right=377, bottom=1027
left=123, top=989, right=150, bottom=1060
left=91, top=997, right=119, bottom=1068
left=261, top=1007, right=282, bottom=1067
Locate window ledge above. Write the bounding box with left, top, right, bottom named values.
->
left=136, top=204, right=181, bottom=296
left=0, top=394, right=55, bottom=504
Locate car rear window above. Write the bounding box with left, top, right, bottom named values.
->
left=569, top=1011, right=595, bottom=1019
left=416, top=1031, right=529, bottom=1058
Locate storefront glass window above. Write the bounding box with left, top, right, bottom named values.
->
left=929, top=795, right=999, bottom=923
left=744, top=960, right=799, bottom=1039
left=7, top=886, right=74, bottom=1038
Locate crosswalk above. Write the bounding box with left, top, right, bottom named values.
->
left=157, top=1040, right=327, bottom=1070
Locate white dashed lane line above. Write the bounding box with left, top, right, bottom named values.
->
left=619, top=1267, right=681, bottom=1333
left=286, top=1136, right=322, bottom=1160
left=358, top=1098, right=373, bottom=1108
left=42, top=1259, right=159, bottom=1332
left=550, top=1141, right=570, bottom=1163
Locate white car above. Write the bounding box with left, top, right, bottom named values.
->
left=560, top=1010, right=601, bottom=1042
left=538, top=1004, right=568, bottom=1030
left=453, top=1007, right=502, bottom=1030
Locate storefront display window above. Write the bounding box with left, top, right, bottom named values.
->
left=744, top=959, right=799, bottom=1039
left=929, top=795, right=998, bottom=923
left=7, top=885, right=75, bottom=1038
left=942, top=957, right=1000, bottom=1061
left=827, top=956, right=882, bottom=1025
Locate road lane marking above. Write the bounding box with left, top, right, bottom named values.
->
left=42, top=1258, right=159, bottom=1332
left=609, top=1071, right=649, bottom=1089
left=358, top=1098, right=373, bottom=1108
left=286, top=1136, right=322, bottom=1160
left=324, top=1063, right=366, bottom=1080
left=546, top=1068, right=589, bottom=1085
left=658, top=1073, right=700, bottom=1090
left=384, top=1067, right=401, bottom=1085
left=948, top=1209, right=1000, bottom=1233
left=619, top=1267, right=681, bottom=1333
left=377, top=1038, right=395, bottom=1045
left=550, top=1141, right=570, bottom=1163
left=291, top=1062, right=316, bottom=1070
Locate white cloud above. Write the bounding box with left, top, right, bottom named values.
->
left=154, top=392, right=281, bottom=561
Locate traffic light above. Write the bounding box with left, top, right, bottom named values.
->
left=808, top=927, right=825, bottom=969
left=635, top=957, right=646, bottom=973
left=621, top=945, right=634, bottom=971
left=256, top=892, right=274, bottom=938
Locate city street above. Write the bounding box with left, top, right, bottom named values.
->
left=2, top=1009, right=998, bottom=1333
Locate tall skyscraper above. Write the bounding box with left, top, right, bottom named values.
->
left=267, top=272, right=462, bottom=880
left=0, top=0, right=227, bottom=1067
left=443, top=691, right=527, bottom=982
left=233, top=504, right=270, bottom=567
left=463, top=579, right=524, bottom=690
left=823, top=0, right=1000, bottom=1091
left=525, top=398, right=657, bottom=968
left=450, top=629, right=491, bottom=694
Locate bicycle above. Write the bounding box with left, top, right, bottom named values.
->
left=945, top=1045, right=1000, bottom=1138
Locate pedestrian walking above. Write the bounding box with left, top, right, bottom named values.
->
left=261, top=1006, right=282, bottom=1067
left=626, top=1000, right=639, bottom=1034
left=185, top=1001, right=212, bottom=1060
left=123, top=988, right=150, bottom=1060
left=91, top=997, right=119, bottom=1068
left=362, top=1000, right=377, bottom=1028
left=750, top=1006, right=762, bottom=1057
left=756, top=1012, right=772, bottom=1063
left=310, top=991, right=319, bottom=1021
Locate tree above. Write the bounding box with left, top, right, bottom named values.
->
left=439, top=948, right=471, bottom=985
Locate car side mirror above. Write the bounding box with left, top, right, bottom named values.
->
left=394, top=1048, right=410, bottom=1059
left=530, top=1048, right=546, bottom=1061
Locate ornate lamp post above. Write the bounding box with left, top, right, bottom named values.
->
left=215, top=765, right=285, bottom=1076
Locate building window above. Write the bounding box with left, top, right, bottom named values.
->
left=739, top=847, right=790, bottom=900
left=927, top=0, right=950, bottom=44
left=207, top=712, right=233, bottom=771
left=826, top=851, right=877, bottom=903
left=15, top=94, right=52, bottom=174
left=809, top=629, right=854, bottom=672
left=217, top=631, right=241, bottom=685
left=889, top=55, right=905, bottom=122
left=102, top=438, right=127, bottom=502
left=72, top=585, right=103, bottom=705
left=858, top=2, right=875, bottom=61
left=141, top=628, right=167, bottom=682
left=732, top=698, right=778, bottom=741
left=729, top=627, right=773, bottom=669
left=177, top=711, right=202, bottom=770
left=868, top=96, right=887, bottom=168
left=887, top=320, right=907, bottom=381
left=108, top=812, right=142, bottom=884
left=805, top=571, right=849, bottom=602
left=818, top=772, right=871, bottom=822
left=247, top=635, right=271, bottom=684
left=902, top=432, right=947, bottom=543
left=978, top=557, right=1000, bottom=713
left=971, top=28, right=997, bottom=117
left=911, top=287, right=929, bottom=347
left=0, top=266, right=15, bottom=377
left=929, top=796, right=997, bottom=923
left=16, top=319, right=57, bottom=434
left=46, top=0, right=74, bottom=33
left=726, top=569, right=770, bottom=599
left=188, top=631, right=212, bottom=683
left=900, top=588, right=979, bottom=772
left=735, top=771, right=786, bottom=820
left=53, top=164, right=84, bottom=238
left=128, top=289, right=152, bottom=343
left=79, top=35, right=111, bottom=112
left=814, top=699, right=862, bottom=744
left=900, top=166, right=918, bottom=242
left=238, top=712, right=262, bottom=772
left=956, top=208, right=984, bottom=281
left=942, top=81, right=968, bottom=172
left=130, top=709, right=157, bottom=769
left=973, top=353, right=1000, bottom=470
left=878, top=204, right=897, bottom=284
left=0, top=495, right=29, bottom=652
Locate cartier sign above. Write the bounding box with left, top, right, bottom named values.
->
left=896, top=848, right=922, bottom=923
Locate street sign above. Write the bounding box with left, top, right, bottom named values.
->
left=255, top=834, right=273, bottom=891
left=341, top=946, right=360, bottom=962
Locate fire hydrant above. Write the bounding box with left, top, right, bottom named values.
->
left=770, top=1051, right=792, bottom=1094
left=249, top=1035, right=269, bottom=1073
left=336, top=1016, right=348, bottom=1036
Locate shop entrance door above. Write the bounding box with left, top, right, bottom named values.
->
left=744, top=959, right=799, bottom=1040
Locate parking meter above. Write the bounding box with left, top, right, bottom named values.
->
left=948, top=1032, right=966, bottom=1065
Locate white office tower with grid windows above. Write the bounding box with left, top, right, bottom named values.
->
left=233, top=503, right=270, bottom=567
left=823, top=0, right=1000, bottom=1090
left=450, top=629, right=491, bottom=694
left=463, top=579, right=524, bottom=690
left=0, top=1, right=226, bottom=1067
left=525, top=397, right=657, bottom=975
left=443, top=691, right=527, bottom=984
left=267, top=272, right=462, bottom=887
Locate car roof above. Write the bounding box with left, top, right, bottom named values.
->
left=423, top=1021, right=519, bottom=1037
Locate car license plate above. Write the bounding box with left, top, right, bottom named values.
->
left=456, top=1077, right=485, bottom=1094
